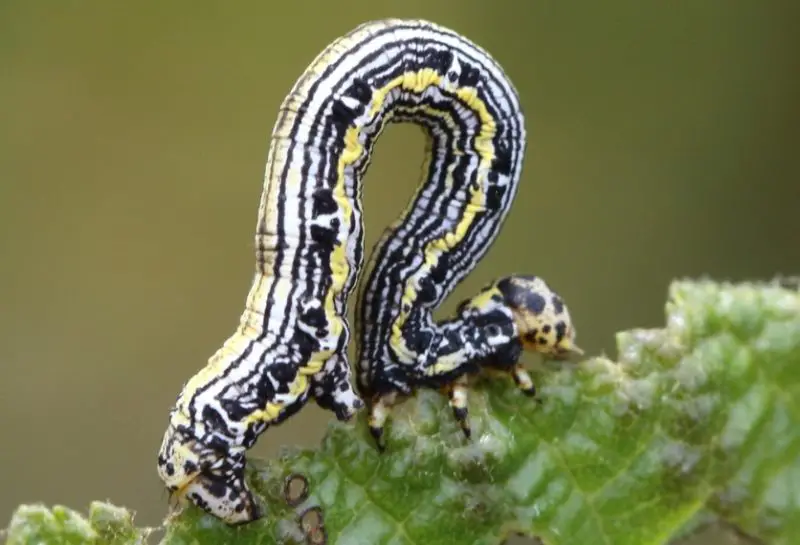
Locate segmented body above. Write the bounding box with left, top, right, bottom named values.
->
left=352, top=25, right=524, bottom=387
left=157, top=18, right=581, bottom=526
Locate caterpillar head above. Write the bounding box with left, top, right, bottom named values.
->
left=495, top=275, right=583, bottom=360
left=157, top=422, right=260, bottom=525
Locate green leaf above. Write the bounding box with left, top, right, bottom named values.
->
left=4, top=280, right=799, bottom=545
left=3, top=502, right=151, bottom=545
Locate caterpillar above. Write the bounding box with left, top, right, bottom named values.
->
left=157, top=18, right=582, bottom=526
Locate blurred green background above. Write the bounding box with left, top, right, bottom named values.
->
left=0, top=1, right=797, bottom=544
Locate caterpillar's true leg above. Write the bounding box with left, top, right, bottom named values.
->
left=443, top=375, right=471, bottom=439
left=367, top=392, right=399, bottom=452
left=510, top=363, right=539, bottom=398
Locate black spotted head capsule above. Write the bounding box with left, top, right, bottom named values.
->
left=157, top=424, right=261, bottom=525
left=497, top=275, right=583, bottom=360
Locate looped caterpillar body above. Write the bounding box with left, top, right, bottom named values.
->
left=157, top=18, right=582, bottom=526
